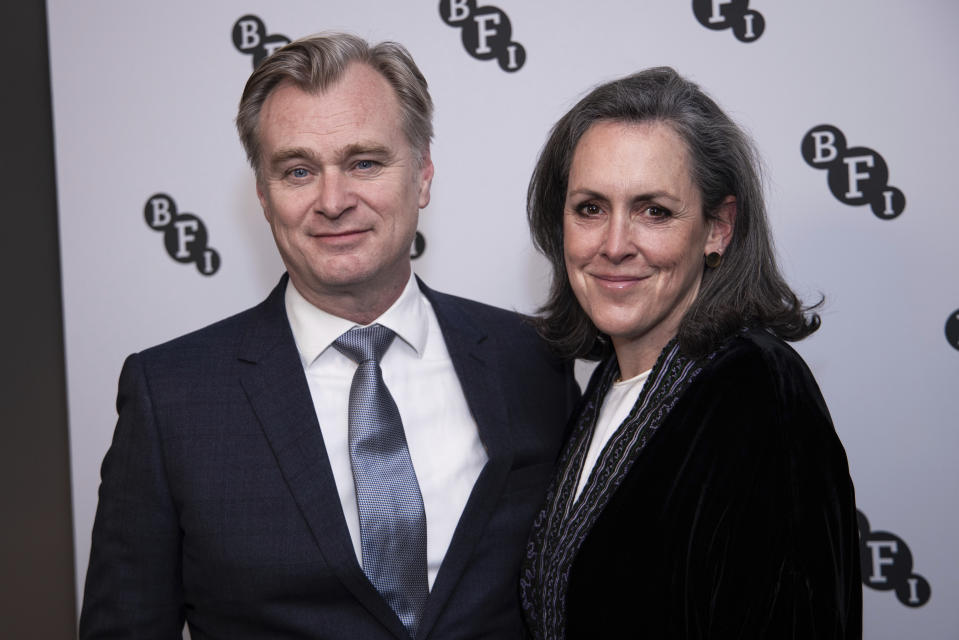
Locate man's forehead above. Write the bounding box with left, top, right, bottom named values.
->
left=267, top=64, right=397, bottom=114
left=257, top=67, right=419, bottom=161
left=261, top=71, right=398, bottom=132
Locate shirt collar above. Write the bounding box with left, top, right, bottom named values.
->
left=285, top=273, right=429, bottom=366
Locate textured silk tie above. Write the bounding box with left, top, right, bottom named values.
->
left=333, top=324, right=427, bottom=636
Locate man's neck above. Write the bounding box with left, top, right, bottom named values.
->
left=289, top=272, right=411, bottom=326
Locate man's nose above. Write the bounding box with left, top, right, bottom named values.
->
left=314, top=171, right=357, bottom=218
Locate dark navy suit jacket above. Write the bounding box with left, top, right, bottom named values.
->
left=80, top=275, right=579, bottom=639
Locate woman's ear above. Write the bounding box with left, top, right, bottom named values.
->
left=706, top=196, right=736, bottom=254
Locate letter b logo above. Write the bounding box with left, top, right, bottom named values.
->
left=439, top=1, right=527, bottom=72
left=232, top=15, right=290, bottom=69
left=144, top=193, right=221, bottom=276
left=802, top=125, right=905, bottom=220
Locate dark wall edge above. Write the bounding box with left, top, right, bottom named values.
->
left=0, top=2, right=78, bottom=637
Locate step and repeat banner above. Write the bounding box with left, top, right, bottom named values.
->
left=48, top=1, right=958, bottom=636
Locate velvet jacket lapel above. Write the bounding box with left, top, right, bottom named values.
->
left=236, top=276, right=409, bottom=639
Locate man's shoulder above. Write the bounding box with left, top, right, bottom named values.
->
left=425, top=286, right=530, bottom=324
left=420, top=284, right=575, bottom=385
left=138, top=279, right=284, bottom=364
left=419, top=283, right=544, bottom=347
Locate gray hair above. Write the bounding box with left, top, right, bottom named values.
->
left=236, top=32, right=433, bottom=178
left=527, top=66, right=820, bottom=360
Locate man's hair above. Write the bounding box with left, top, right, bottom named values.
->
left=527, top=66, right=820, bottom=360
left=236, top=32, right=434, bottom=178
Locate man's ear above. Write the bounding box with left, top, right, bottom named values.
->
left=706, top=195, right=736, bottom=254
left=256, top=179, right=272, bottom=222
left=417, top=148, right=434, bottom=209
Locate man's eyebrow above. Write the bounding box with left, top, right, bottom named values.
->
left=340, top=143, right=395, bottom=160
left=266, top=143, right=395, bottom=166
left=267, top=146, right=320, bottom=166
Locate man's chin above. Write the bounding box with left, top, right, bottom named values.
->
left=291, top=263, right=409, bottom=299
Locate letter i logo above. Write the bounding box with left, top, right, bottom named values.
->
left=439, top=0, right=527, bottom=72
left=144, top=193, right=221, bottom=276
left=801, top=124, right=905, bottom=220
left=946, top=309, right=959, bottom=351
left=692, top=0, right=765, bottom=42
left=857, top=510, right=930, bottom=606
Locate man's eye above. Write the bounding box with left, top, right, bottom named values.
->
left=290, top=168, right=309, bottom=179
left=355, top=160, right=377, bottom=170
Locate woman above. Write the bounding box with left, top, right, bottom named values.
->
left=520, top=68, right=861, bottom=639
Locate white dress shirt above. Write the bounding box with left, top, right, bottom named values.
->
left=574, top=369, right=651, bottom=500
left=284, top=274, right=488, bottom=589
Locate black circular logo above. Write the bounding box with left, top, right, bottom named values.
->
left=858, top=510, right=931, bottom=607
left=439, top=1, right=526, bottom=72
left=144, top=193, right=220, bottom=276
left=232, top=15, right=290, bottom=68
left=946, top=309, right=959, bottom=351
left=411, top=231, right=426, bottom=260
left=692, top=0, right=765, bottom=42
left=802, top=125, right=905, bottom=220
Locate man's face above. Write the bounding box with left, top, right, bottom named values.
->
left=256, top=63, right=433, bottom=318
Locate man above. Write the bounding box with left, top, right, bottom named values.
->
left=79, top=33, right=578, bottom=639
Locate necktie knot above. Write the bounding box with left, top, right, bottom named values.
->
left=333, top=324, right=396, bottom=365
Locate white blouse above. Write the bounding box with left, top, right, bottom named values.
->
left=574, top=368, right=651, bottom=500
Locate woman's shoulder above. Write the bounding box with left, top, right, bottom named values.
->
left=690, top=328, right=834, bottom=442
left=705, top=328, right=817, bottom=384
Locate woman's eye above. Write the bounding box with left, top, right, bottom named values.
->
left=578, top=203, right=602, bottom=216
left=647, top=205, right=671, bottom=218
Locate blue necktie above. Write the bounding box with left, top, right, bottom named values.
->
left=333, top=324, right=427, bottom=636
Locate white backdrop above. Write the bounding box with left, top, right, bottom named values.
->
left=48, top=1, right=959, bottom=637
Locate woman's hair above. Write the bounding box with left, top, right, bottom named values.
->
left=528, top=66, right=820, bottom=360
left=236, top=32, right=433, bottom=179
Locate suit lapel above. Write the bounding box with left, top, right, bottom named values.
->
left=237, top=276, right=409, bottom=639
left=416, top=280, right=514, bottom=639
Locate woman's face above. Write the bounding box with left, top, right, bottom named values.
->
left=563, top=120, right=731, bottom=373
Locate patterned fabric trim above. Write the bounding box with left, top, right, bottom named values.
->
left=521, top=339, right=715, bottom=640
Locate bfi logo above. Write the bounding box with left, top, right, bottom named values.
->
left=858, top=510, right=930, bottom=607
left=946, top=309, right=959, bottom=351
left=233, top=15, right=290, bottom=69
left=802, top=124, right=905, bottom=220
left=144, top=193, right=221, bottom=276
left=439, top=0, right=526, bottom=72
left=411, top=231, right=426, bottom=260
left=692, top=0, right=765, bottom=43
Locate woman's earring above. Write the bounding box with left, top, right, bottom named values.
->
left=705, top=252, right=722, bottom=268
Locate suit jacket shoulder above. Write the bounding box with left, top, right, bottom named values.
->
left=137, top=276, right=288, bottom=366
left=420, top=281, right=574, bottom=382
left=83, top=274, right=582, bottom=640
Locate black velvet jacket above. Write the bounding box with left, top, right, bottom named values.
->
left=522, top=329, right=862, bottom=639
